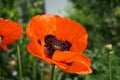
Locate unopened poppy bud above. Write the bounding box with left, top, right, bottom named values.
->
left=105, top=44, right=112, bottom=51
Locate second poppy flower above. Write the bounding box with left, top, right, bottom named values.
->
left=0, top=18, right=22, bottom=51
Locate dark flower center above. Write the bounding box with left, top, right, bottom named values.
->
left=43, top=35, right=72, bottom=58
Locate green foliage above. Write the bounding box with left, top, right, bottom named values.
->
left=69, top=0, right=120, bottom=49
left=0, top=0, right=48, bottom=80
left=66, top=0, right=120, bottom=80
left=0, top=0, right=43, bottom=23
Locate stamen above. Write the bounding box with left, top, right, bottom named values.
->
left=53, top=45, right=61, bottom=50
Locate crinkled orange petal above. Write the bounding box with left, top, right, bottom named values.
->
left=1, top=28, right=22, bottom=44
left=55, top=62, right=68, bottom=70
left=26, top=25, right=38, bottom=42
left=27, top=42, right=54, bottom=64
left=52, top=50, right=76, bottom=62
left=26, top=15, right=56, bottom=42
left=54, top=15, right=88, bottom=53
left=53, top=51, right=91, bottom=67
left=56, top=62, right=92, bottom=74
left=76, top=54, right=91, bottom=66
left=54, top=53, right=92, bottom=74
left=64, top=54, right=91, bottom=67
left=70, top=34, right=88, bottom=53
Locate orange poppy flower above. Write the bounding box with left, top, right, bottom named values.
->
left=26, top=14, right=92, bottom=74
left=0, top=18, right=22, bottom=51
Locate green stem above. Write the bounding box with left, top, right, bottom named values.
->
left=17, top=44, right=23, bottom=80
left=32, top=58, right=36, bottom=80
left=0, top=51, right=1, bottom=78
left=50, top=64, right=55, bottom=80
left=108, top=54, right=112, bottom=80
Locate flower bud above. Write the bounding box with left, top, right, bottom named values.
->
left=105, top=44, right=112, bottom=51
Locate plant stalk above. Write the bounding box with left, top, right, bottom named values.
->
left=50, top=64, right=55, bottom=80
left=17, top=44, right=23, bottom=80
left=108, top=54, right=112, bottom=80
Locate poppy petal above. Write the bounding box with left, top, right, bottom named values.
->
left=26, top=25, right=38, bottom=41
left=52, top=50, right=76, bottom=62
left=26, top=15, right=56, bottom=42
left=54, top=16, right=88, bottom=53
left=54, top=53, right=92, bottom=74
left=0, top=45, right=8, bottom=51
left=70, top=36, right=87, bottom=53
left=56, top=62, right=92, bottom=74
left=0, top=19, right=22, bottom=44
left=64, top=54, right=91, bottom=66
left=53, top=51, right=91, bottom=67
left=27, top=42, right=54, bottom=64
left=55, top=62, right=68, bottom=70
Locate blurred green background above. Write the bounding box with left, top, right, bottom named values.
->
left=0, top=0, right=120, bottom=80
